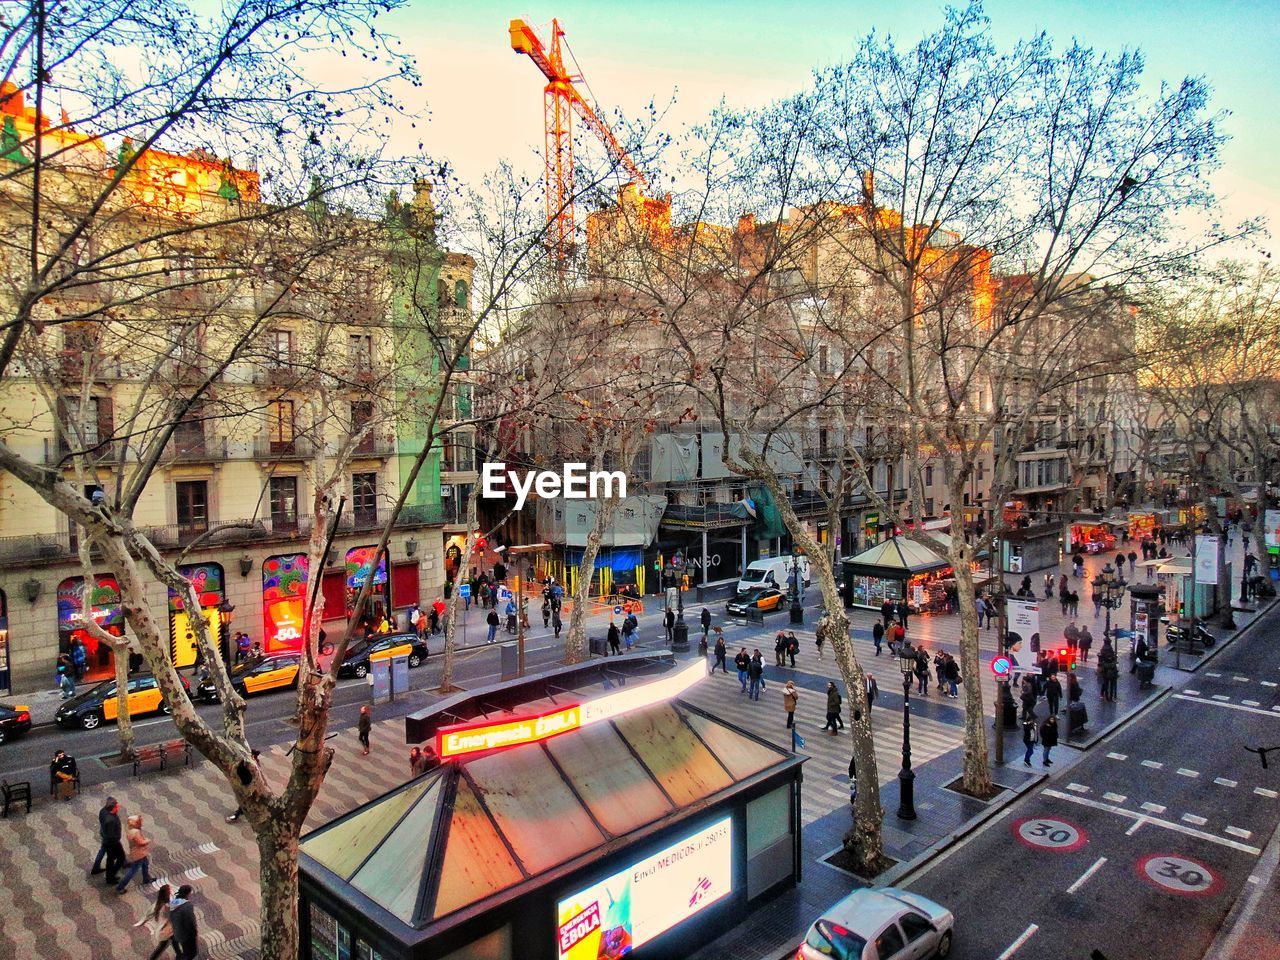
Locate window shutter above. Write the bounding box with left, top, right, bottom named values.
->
left=95, top=396, right=114, bottom=450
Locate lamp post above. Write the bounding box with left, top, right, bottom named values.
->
left=896, top=640, right=917, bottom=820
left=789, top=548, right=804, bottom=624
left=508, top=543, right=552, bottom=676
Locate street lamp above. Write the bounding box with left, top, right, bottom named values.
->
left=789, top=547, right=804, bottom=624
left=1091, top=562, right=1127, bottom=644
left=896, top=640, right=917, bottom=820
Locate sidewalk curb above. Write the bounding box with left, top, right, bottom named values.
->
left=1171, top=597, right=1277, bottom=674
left=1065, top=685, right=1173, bottom=749
left=876, top=771, right=1048, bottom=889
left=1204, top=815, right=1280, bottom=960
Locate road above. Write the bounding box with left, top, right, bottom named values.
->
left=904, top=603, right=1280, bottom=960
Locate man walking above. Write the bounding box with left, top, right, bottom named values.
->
left=664, top=608, right=675, bottom=644
left=551, top=608, right=562, bottom=639
left=358, top=705, right=372, bottom=756
left=607, top=621, right=622, bottom=656
left=169, top=885, right=199, bottom=960
left=700, top=607, right=712, bottom=642
left=823, top=682, right=844, bottom=732
left=712, top=630, right=727, bottom=673
left=748, top=650, right=764, bottom=701
left=115, top=814, right=156, bottom=894
left=734, top=648, right=751, bottom=692
left=90, top=797, right=126, bottom=885
left=786, top=632, right=799, bottom=668
left=865, top=673, right=878, bottom=713
left=1045, top=672, right=1062, bottom=715
left=1040, top=715, right=1059, bottom=766
left=486, top=608, right=499, bottom=644
left=880, top=598, right=895, bottom=629
left=896, top=598, right=910, bottom=630
left=774, top=630, right=788, bottom=667
left=1022, top=714, right=1039, bottom=766
left=872, top=621, right=884, bottom=656
left=944, top=654, right=961, bottom=699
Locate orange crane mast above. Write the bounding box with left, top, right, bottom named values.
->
left=509, top=17, right=648, bottom=264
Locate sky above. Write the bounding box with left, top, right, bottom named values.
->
left=378, top=0, right=1280, bottom=257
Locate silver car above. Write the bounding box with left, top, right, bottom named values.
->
left=796, top=888, right=954, bottom=960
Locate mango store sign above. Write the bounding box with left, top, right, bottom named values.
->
left=436, top=661, right=706, bottom=760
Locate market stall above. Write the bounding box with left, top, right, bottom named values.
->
left=1070, top=521, right=1115, bottom=554
left=841, top=536, right=953, bottom=612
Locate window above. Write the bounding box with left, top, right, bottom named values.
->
left=268, top=329, right=292, bottom=366
left=173, top=414, right=204, bottom=455
left=348, top=334, right=372, bottom=373
left=874, top=924, right=905, bottom=959
left=899, top=912, right=933, bottom=944
left=452, top=383, right=473, bottom=419
left=176, top=480, right=209, bottom=534
left=350, top=401, right=374, bottom=454
left=61, top=396, right=113, bottom=453
left=925, top=498, right=935, bottom=516
left=805, top=921, right=866, bottom=960
left=352, top=472, right=377, bottom=526
left=976, top=460, right=984, bottom=481
left=925, top=465, right=934, bottom=487
left=453, top=279, right=468, bottom=309
left=270, top=477, right=298, bottom=532
left=818, top=344, right=830, bottom=374
left=267, top=400, right=295, bottom=453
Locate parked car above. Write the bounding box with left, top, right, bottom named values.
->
left=796, top=888, right=953, bottom=960
left=0, top=703, right=32, bottom=744
left=735, top=556, right=810, bottom=596
left=55, top=674, right=191, bottom=731
left=337, top=633, right=429, bottom=679
left=727, top=586, right=787, bottom=617
left=197, top=653, right=301, bottom=702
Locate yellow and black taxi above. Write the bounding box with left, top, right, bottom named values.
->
left=336, top=632, right=429, bottom=679
left=197, top=652, right=302, bottom=702
left=726, top=586, right=787, bottom=617
left=55, top=673, right=191, bottom=730
left=0, top=703, right=32, bottom=744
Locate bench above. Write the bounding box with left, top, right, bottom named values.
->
left=2, top=780, right=31, bottom=817
left=48, top=769, right=80, bottom=798
left=132, top=738, right=192, bottom=776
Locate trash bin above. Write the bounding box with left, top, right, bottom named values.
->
left=589, top=636, right=608, bottom=657
left=1136, top=658, right=1156, bottom=688
left=672, top=619, right=689, bottom=650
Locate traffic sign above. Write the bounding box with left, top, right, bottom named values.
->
left=459, top=584, right=471, bottom=600
left=613, top=605, right=622, bottom=615
left=1138, top=854, right=1219, bottom=896
left=991, top=657, right=1011, bottom=678
left=1012, top=817, right=1087, bottom=851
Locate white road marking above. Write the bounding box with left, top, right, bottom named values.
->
left=1255, top=788, right=1278, bottom=799
left=1214, top=778, right=1239, bottom=788
left=1067, top=783, right=1090, bottom=793
left=1184, top=689, right=1201, bottom=696
left=1066, top=857, right=1109, bottom=894
left=1177, top=768, right=1201, bottom=778
left=1043, top=789, right=1262, bottom=855
left=1126, top=819, right=1146, bottom=836
left=1141, top=802, right=1167, bottom=813
left=1206, top=672, right=1222, bottom=677
left=1248, top=876, right=1260, bottom=884
left=1107, top=752, right=1128, bottom=760
left=996, top=924, right=1040, bottom=959
left=1261, top=681, right=1277, bottom=688
left=1181, top=813, right=1208, bottom=826
left=1103, top=792, right=1127, bottom=803
left=1142, top=760, right=1164, bottom=769
left=1213, top=695, right=1232, bottom=701
left=1226, top=826, right=1253, bottom=839
left=1174, top=694, right=1280, bottom=718
left=1233, top=676, right=1251, bottom=682
left=1243, top=700, right=1261, bottom=707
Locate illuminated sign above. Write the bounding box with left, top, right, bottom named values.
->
left=435, top=661, right=706, bottom=761
left=556, top=817, right=732, bottom=960
left=262, top=553, right=309, bottom=652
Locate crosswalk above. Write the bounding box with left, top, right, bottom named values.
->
left=680, top=669, right=962, bottom=825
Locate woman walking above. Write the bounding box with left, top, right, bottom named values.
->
left=358, top=705, right=372, bottom=756
left=782, top=681, right=799, bottom=729
left=133, top=884, right=174, bottom=960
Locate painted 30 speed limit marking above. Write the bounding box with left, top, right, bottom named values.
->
left=1137, top=854, right=1220, bottom=896
left=1012, top=817, right=1088, bottom=852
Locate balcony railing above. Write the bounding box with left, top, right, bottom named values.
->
left=42, top=438, right=128, bottom=467
left=253, top=437, right=315, bottom=460
left=164, top=436, right=228, bottom=462
left=351, top=438, right=394, bottom=459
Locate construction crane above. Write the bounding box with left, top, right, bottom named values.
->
left=509, top=17, right=648, bottom=264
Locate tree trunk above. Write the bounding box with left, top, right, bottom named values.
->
left=111, top=640, right=136, bottom=758
left=947, top=482, right=993, bottom=796
left=256, top=817, right=301, bottom=960
left=439, top=487, right=481, bottom=692
left=564, top=496, right=616, bottom=664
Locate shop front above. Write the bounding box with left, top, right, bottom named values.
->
left=1070, top=520, right=1115, bottom=554
left=262, top=553, right=310, bottom=653
left=57, top=573, right=125, bottom=682
left=0, top=589, right=9, bottom=695
left=168, top=563, right=227, bottom=668
left=299, top=670, right=804, bottom=960
left=840, top=536, right=953, bottom=613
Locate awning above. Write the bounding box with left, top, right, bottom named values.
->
left=840, top=534, right=952, bottom=579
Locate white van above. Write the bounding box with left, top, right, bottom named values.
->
left=735, top=556, right=810, bottom=597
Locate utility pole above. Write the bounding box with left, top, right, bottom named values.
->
left=509, top=543, right=552, bottom=676
left=993, top=538, right=1006, bottom=766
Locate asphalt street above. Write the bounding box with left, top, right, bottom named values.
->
left=903, top=603, right=1280, bottom=960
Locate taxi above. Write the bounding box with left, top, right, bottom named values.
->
left=726, top=586, right=787, bottom=617
left=55, top=673, right=191, bottom=730
left=197, top=652, right=302, bottom=702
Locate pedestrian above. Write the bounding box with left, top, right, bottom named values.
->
left=51, top=749, right=78, bottom=801
left=552, top=608, right=562, bottom=639
left=433, top=597, right=447, bottom=634
left=782, top=681, right=798, bottom=729
left=734, top=648, right=751, bottom=691
left=713, top=631, right=727, bottom=672
left=358, top=705, right=372, bottom=756
left=700, top=607, right=712, bottom=641
left=823, top=682, right=844, bottom=732
left=944, top=654, right=961, bottom=698
left=71, top=638, right=87, bottom=681
left=664, top=608, right=675, bottom=644
left=872, top=621, right=884, bottom=656
left=1040, top=715, right=1059, bottom=766
left=1072, top=553, right=1084, bottom=578
left=417, top=744, right=439, bottom=775
left=169, top=885, right=198, bottom=960
left=90, top=797, right=127, bottom=885
left=1045, top=673, right=1062, bottom=715
left=1078, top=625, right=1094, bottom=662
left=774, top=630, right=788, bottom=667
left=486, top=608, right=499, bottom=644
left=880, top=598, right=895, bottom=629
left=865, top=673, right=878, bottom=712
left=134, top=884, right=175, bottom=960
left=1131, top=633, right=1149, bottom=673
left=235, top=631, right=251, bottom=664
left=1022, top=715, right=1039, bottom=766
left=59, top=669, right=76, bottom=699
left=815, top=632, right=825, bottom=660
left=607, top=621, right=621, bottom=656
left=1068, top=590, right=1079, bottom=617
left=1127, top=550, right=1137, bottom=572
left=977, top=594, right=990, bottom=630
left=1020, top=678, right=1037, bottom=722
left=748, top=650, right=764, bottom=701
left=409, top=746, right=423, bottom=775
left=1091, top=588, right=1102, bottom=618
left=1043, top=573, right=1055, bottom=600
left=787, top=632, right=799, bottom=668
left=1115, top=551, right=1126, bottom=575
left=933, top=650, right=946, bottom=691
left=541, top=598, right=551, bottom=628
left=116, top=814, right=156, bottom=894
left=848, top=755, right=857, bottom=806
left=914, top=646, right=930, bottom=695
left=891, top=621, right=906, bottom=653
left=622, top=616, right=636, bottom=651
left=1098, top=639, right=1119, bottom=701
left=896, top=598, right=910, bottom=630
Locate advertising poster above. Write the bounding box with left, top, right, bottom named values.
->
left=556, top=817, right=732, bottom=960
left=1194, top=535, right=1219, bottom=586
left=1265, top=510, right=1280, bottom=550
left=262, top=553, right=309, bottom=652
left=1006, top=599, right=1040, bottom=653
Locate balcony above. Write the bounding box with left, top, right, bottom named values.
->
left=42, top=438, right=128, bottom=468
left=350, top=438, right=395, bottom=459
left=164, top=436, right=228, bottom=462
left=253, top=437, right=315, bottom=460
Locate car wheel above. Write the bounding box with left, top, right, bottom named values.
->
left=160, top=700, right=173, bottom=715
left=354, top=663, right=368, bottom=679
left=81, top=711, right=103, bottom=730
left=0, top=726, right=7, bottom=744
left=408, top=652, right=423, bottom=668
left=936, top=931, right=952, bottom=958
